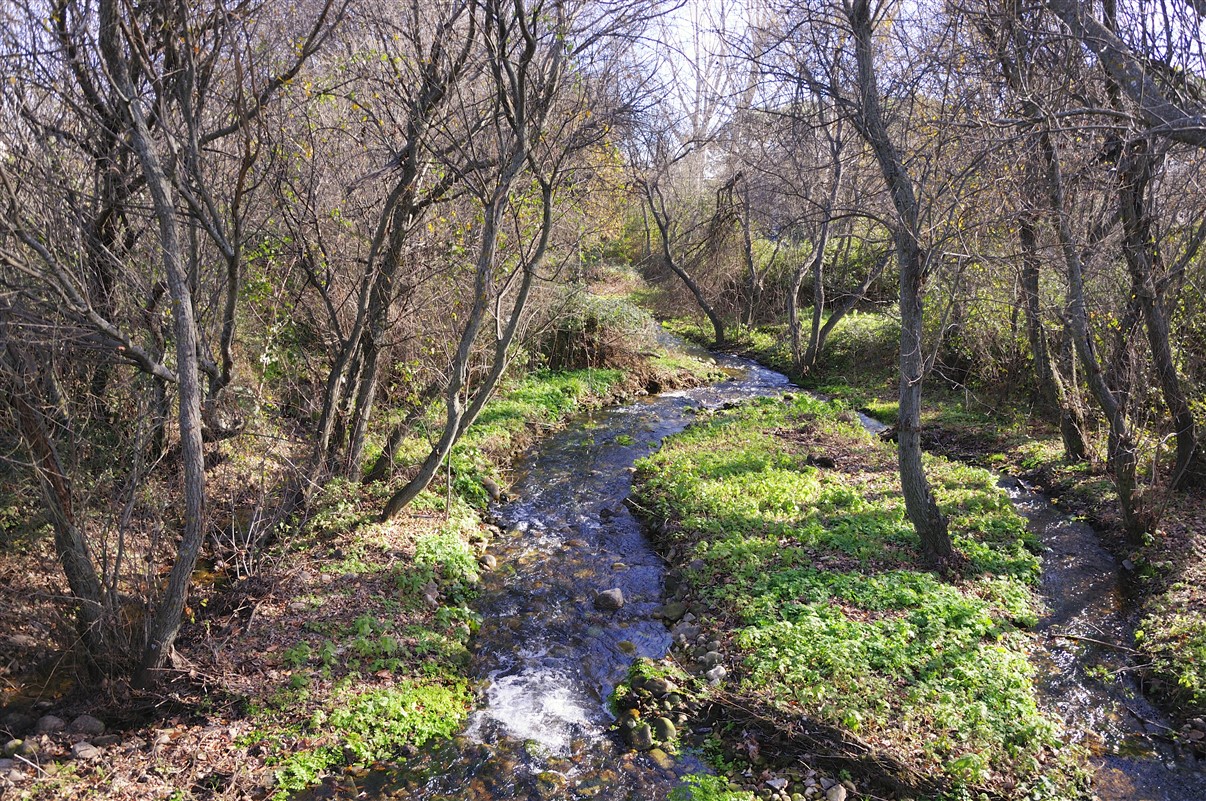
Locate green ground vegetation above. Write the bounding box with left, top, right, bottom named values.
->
left=667, top=308, right=1206, bottom=726
left=632, top=392, right=1085, bottom=799
left=239, top=346, right=718, bottom=797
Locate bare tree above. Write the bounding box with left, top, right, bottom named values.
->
left=0, top=0, right=342, bottom=683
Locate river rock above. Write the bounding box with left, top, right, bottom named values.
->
left=626, top=723, right=654, bottom=750
left=2, top=713, right=33, bottom=734
left=826, top=785, right=847, bottom=801
left=648, top=747, right=674, bottom=770
left=594, top=589, right=625, bottom=611
left=644, top=677, right=675, bottom=696
left=705, top=665, right=727, bottom=684
left=481, top=476, right=502, bottom=501
left=2, top=740, right=19, bottom=757
left=534, top=771, right=564, bottom=799
left=700, top=650, right=723, bottom=668
left=34, top=715, right=64, bottom=734
left=659, top=601, right=688, bottom=622
left=71, top=741, right=102, bottom=761
left=767, top=777, right=789, bottom=791
left=68, top=715, right=105, bottom=737
left=478, top=554, right=498, bottom=570
left=650, top=717, right=676, bottom=743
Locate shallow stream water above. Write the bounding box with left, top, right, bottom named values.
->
left=1005, top=479, right=1206, bottom=800
left=302, top=357, right=1205, bottom=800
left=300, top=355, right=791, bottom=800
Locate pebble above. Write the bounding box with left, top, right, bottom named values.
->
left=826, top=785, right=847, bottom=801
left=767, top=777, right=789, bottom=791
left=478, top=554, right=498, bottom=570
left=594, top=588, right=625, bottom=611
left=705, top=665, right=727, bottom=684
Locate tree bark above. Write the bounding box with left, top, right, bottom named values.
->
left=1039, top=128, right=1147, bottom=540
left=1017, top=212, right=1089, bottom=461
left=645, top=182, right=726, bottom=346
left=1116, top=140, right=1201, bottom=489
left=99, top=0, right=208, bottom=686
left=847, top=0, right=952, bottom=565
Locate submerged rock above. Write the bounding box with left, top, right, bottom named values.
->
left=594, top=588, right=625, bottom=611
left=647, top=747, right=674, bottom=770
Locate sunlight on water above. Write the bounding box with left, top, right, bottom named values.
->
left=469, top=667, right=594, bottom=756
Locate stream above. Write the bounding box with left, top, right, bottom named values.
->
left=302, top=357, right=1205, bottom=800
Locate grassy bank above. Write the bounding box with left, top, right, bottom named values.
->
left=1, top=296, right=721, bottom=800
left=667, top=310, right=1206, bottom=731
left=630, top=391, right=1085, bottom=800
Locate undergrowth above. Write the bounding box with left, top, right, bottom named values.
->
left=632, top=393, right=1085, bottom=799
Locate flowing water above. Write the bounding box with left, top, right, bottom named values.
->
left=301, top=357, right=1206, bottom=800
left=300, top=355, right=791, bottom=800
left=1004, top=479, right=1206, bottom=800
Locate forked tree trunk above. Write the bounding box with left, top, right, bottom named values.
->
left=1116, top=141, right=1200, bottom=489
left=100, top=0, right=208, bottom=686
left=1017, top=212, right=1089, bottom=461
left=645, top=184, right=726, bottom=347
left=1039, top=129, right=1147, bottom=540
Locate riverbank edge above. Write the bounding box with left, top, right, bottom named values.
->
left=0, top=345, right=724, bottom=801
left=622, top=386, right=1088, bottom=801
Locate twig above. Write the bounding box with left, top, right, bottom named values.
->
left=1045, top=631, right=1138, bottom=653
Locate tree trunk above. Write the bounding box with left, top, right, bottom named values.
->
left=1039, top=128, right=1147, bottom=540
left=100, top=0, right=208, bottom=686
left=847, top=0, right=952, bottom=565
left=1116, top=141, right=1200, bottom=489
left=1018, top=212, right=1089, bottom=461
left=645, top=184, right=726, bottom=347
left=1, top=350, right=109, bottom=662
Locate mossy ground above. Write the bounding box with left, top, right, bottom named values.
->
left=631, top=391, right=1086, bottom=799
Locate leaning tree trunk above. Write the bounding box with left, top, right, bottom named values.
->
left=1018, top=211, right=1089, bottom=461
left=100, top=0, right=208, bottom=686
left=645, top=184, right=726, bottom=347
left=1, top=350, right=109, bottom=663
left=1117, top=141, right=1200, bottom=489
left=848, top=0, right=952, bottom=565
